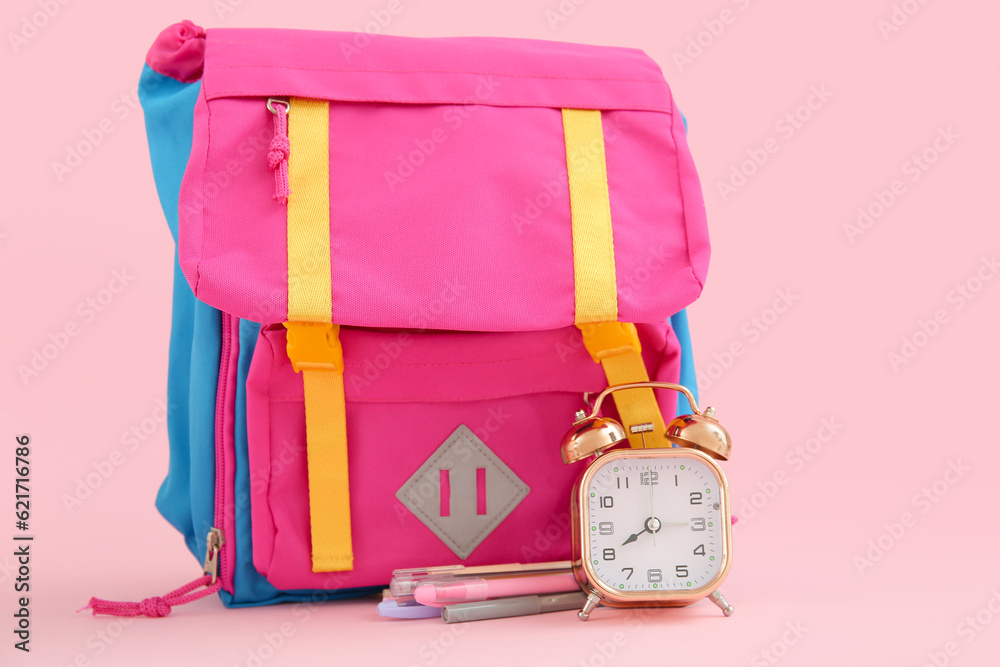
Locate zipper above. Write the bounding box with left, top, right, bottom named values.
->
left=203, top=527, right=224, bottom=584
left=81, top=314, right=233, bottom=616
left=207, top=311, right=234, bottom=587
left=77, top=276, right=233, bottom=618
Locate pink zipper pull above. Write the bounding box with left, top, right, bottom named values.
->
left=78, top=575, right=221, bottom=618
left=79, top=528, right=224, bottom=618
left=267, top=98, right=290, bottom=204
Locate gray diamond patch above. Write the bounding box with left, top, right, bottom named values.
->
left=396, top=425, right=529, bottom=559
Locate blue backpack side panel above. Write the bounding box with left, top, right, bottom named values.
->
left=140, top=65, right=217, bottom=567
left=140, top=65, right=376, bottom=607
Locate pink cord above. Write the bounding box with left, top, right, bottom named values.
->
left=78, top=575, right=221, bottom=618
left=268, top=103, right=290, bottom=204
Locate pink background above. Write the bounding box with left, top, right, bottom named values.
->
left=3, top=0, right=998, bottom=665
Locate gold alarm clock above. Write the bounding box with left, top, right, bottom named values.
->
left=560, top=382, right=734, bottom=620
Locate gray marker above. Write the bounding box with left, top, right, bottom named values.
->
left=442, top=591, right=587, bottom=624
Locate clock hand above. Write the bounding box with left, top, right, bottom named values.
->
left=648, top=465, right=656, bottom=547
left=621, top=528, right=647, bottom=546
left=621, top=517, right=662, bottom=546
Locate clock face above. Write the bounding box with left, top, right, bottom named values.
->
left=582, top=451, right=729, bottom=595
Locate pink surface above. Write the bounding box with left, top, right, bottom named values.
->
left=4, top=1, right=999, bottom=666
left=179, top=28, right=707, bottom=328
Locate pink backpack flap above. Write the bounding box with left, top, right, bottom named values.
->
left=178, top=28, right=709, bottom=329
left=169, top=27, right=710, bottom=594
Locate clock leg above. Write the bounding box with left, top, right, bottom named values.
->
left=709, top=590, right=734, bottom=616
left=578, top=591, right=603, bottom=621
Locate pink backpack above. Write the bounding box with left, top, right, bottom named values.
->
left=84, top=20, right=710, bottom=616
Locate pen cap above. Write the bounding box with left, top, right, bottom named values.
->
left=390, top=573, right=457, bottom=598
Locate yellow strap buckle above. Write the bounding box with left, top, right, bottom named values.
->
left=284, top=322, right=343, bottom=373
left=579, top=322, right=642, bottom=363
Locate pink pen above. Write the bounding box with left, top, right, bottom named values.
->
left=414, top=573, right=580, bottom=607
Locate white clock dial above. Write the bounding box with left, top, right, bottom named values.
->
left=584, top=454, right=727, bottom=593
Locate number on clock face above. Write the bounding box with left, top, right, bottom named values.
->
left=585, top=456, right=725, bottom=592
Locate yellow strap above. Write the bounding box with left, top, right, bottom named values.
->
left=578, top=323, right=670, bottom=449
left=563, top=109, right=668, bottom=448
left=286, top=97, right=353, bottom=572
left=600, top=350, right=670, bottom=449
left=288, top=97, right=332, bottom=323
left=562, top=108, right=618, bottom=324
left=302, top=363, right=353, bottom=571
